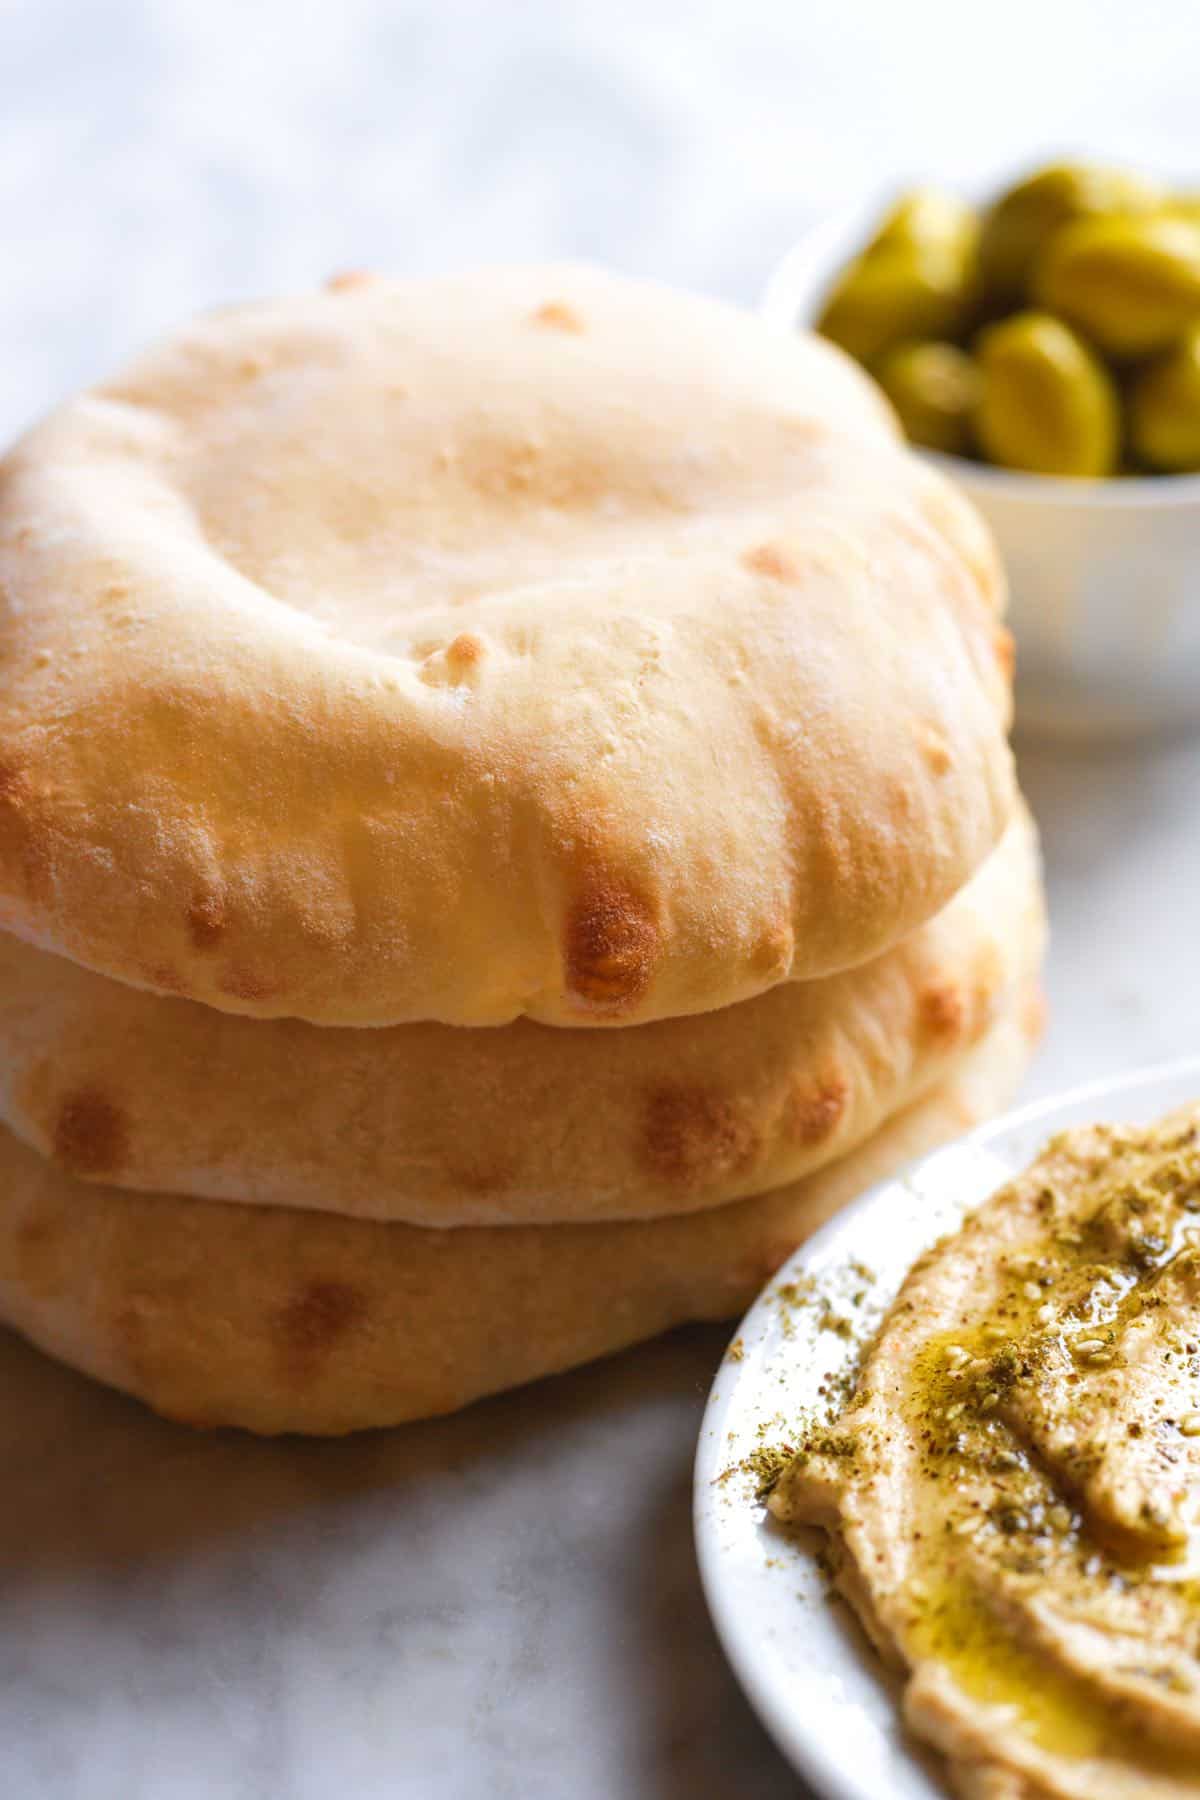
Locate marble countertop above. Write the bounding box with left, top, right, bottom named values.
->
left=3, top=4, right=1200, bottom=1796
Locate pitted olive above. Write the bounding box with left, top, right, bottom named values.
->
left=1033, top=213, right=1200, bottom=357
left=817, top=241, right=976, bottom=364
left=874, top=341, right=978, bottom=455
left=867, top=188, right=978, bottom=258
left=978, top=161, right=1161, bottom=304
left=1129, top=328, right=1200, bottom=471
left=974, top=311, right=1119, bottom=477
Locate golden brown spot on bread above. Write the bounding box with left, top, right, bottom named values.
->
left=888, top=777, right=917, bottom=825
left=419, top=632, right=485, bottom=689
left=641, top=1085, right=759, bottom=1188
left=449, top=1162, right=517, bottom=1197
left=970, top=942, right=1005, bottom=1015
left=218, top=966, right=277, bottom=1003
left=531, top=300, right=585, bottom=333
left=788, top=1076, right=848, bottom=1148
left=565, top=875, right=658, bottom=1012
left=186, top=891, right=226, bottom=949
left=464, top=434, right=654, bottom=513
left=15, top=1213, right=56, bottom=1256
left=467, top=436, right=544, bottom=500
left=446, top=632, right=482, bottom=667
left=326, top=268, right=376, bottom=293
left=13, top=1212, right=63, bottom=1294
left=751, top=918, right=793, bottom=981
left=742, top=542, right=801, bottom=583
left=53, top=1088, right=129, bottom=1177
left=914, top=720, right=952, bottom=775
left=994, top=626, right=1016, bottom=681
left=277, top=1281, right=365, bottom=1356
left=1021, top=982, right=1048, bottom=1043
left=920, top=981, right=967, bottom=1041
left=145, top=963, right=186, bottom=994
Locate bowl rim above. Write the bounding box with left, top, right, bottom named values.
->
left=760, top=195, right=1200, bottom=510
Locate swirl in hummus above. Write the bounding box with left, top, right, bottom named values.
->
left=770, top=1108, right=1200, bottom=1799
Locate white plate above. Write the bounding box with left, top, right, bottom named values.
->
left=694, top=1059, right=1200, bottom=1800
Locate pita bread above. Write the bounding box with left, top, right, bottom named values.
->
left=0, top=266, right=1014, bottom=1028
left=0, top=990, right=1040, bottom=1434
left=0, top=809, right=1042, bottom=1224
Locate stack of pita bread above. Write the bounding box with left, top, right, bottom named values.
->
left=0, top=267, right=1043, bottom=1433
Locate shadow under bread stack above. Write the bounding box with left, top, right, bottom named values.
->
left=0, top=266, right=1044, bottom=1432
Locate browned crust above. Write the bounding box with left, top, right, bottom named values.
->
left=563, top=873, right=660, bottom=1014
left=52, top=1089, right=129, bottom=1178
left=529, top=300, right=585, bottom=333
left=639, top=1085, right=760, bottom=1188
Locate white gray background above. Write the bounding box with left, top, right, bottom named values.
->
left=2, top=3, right=1200, bottom=1796
left=5, top=0, right=1200, bottom=443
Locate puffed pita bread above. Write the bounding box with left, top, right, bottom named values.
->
left=0, top=266, right=1014, bottom=1028
left=0, top=991, right=1040, bottom=1434
left=0, top=810, right=1041, bottom=1225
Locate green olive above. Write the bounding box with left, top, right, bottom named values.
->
left=873, top=341, right=978, bottom=455
left=817, top=241, right=976, bottom=364
left=1164, top=193, right=1200, bottom=225
left=866, top=187, right=978, bottom=259
left=978, top=161, right=1162, bottom=303
left=974, top=311, right=1120, bottom=477
left=1129, top=328, right=1200, bottom=471
left=1033, top=213, right=1200, bottom=357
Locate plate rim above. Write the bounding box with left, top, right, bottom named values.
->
left=693, top=1054, right=1200, bottom=1800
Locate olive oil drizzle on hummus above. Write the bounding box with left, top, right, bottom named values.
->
left=771, top=1112, right=1200, bottom=1797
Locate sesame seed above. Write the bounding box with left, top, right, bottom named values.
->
left=1181, top=1414, right=1200, bottom=1438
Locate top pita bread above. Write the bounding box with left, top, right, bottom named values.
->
left=0, top=266, right=1014, bottom=1027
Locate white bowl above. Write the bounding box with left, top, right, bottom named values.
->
left=761, top=197, right=1200, bottom=738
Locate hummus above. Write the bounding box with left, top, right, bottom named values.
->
left=770, top=1108, right=1200, bottom=1799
